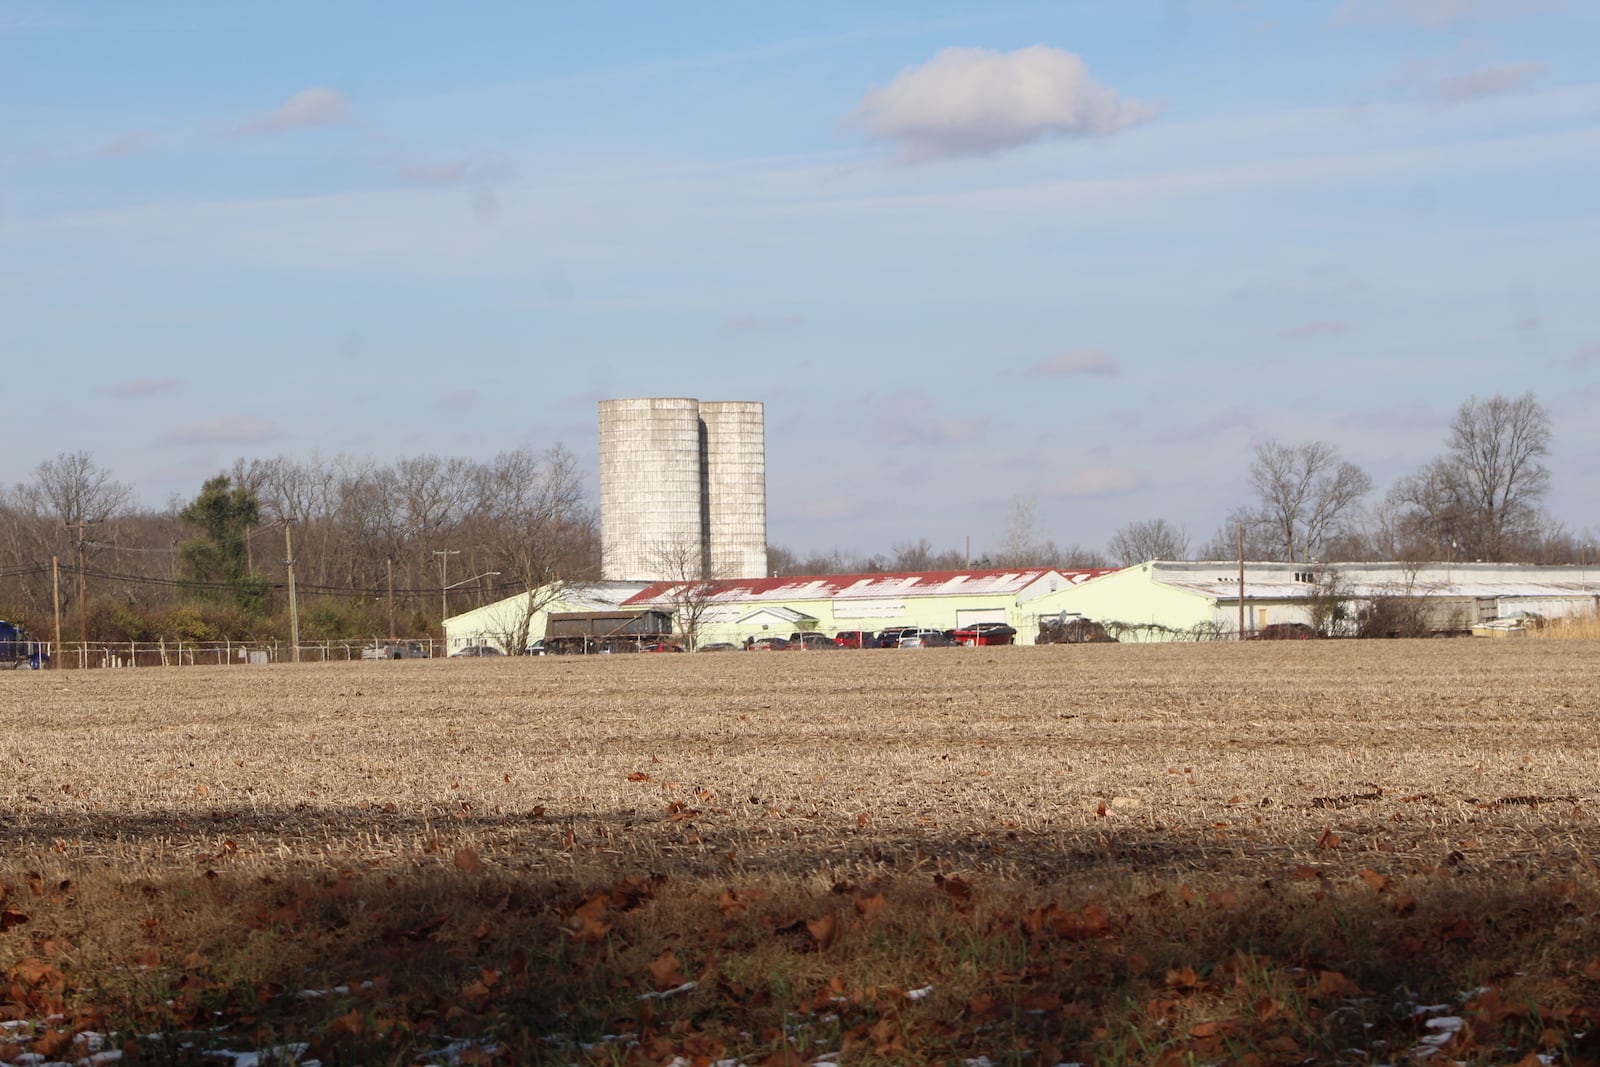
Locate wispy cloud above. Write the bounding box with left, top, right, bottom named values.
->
left=158, top=417, right=281, bottom=446
left=1568, top=344, right=1600, bottom=369
left=1030, top=348, right=1119, bottom=376
left=100, top=130, right=154, bottom=158
left=784, top=494, right=865, bottom=522
left=398, top=158, right=515, bottom=187
left=237, top=88, right=350, bottom=135
left=102, top=377, right=180, bottom=398
left=844, top=45, right=1157, bottom=162
left=1048, top=465, right=1148, bottom=498
left=437, top=389, right=477, bottom=411
left=1427, top=61, right=1545, bottom=101
left=721, top=314, right=805, bottom=335
left=1156, top=411, right=1253, bottom=445
left=1331, top=0, right=1554, bottom=28
left=870, top=392, right=990, bottom=446
left=1283, top=320, right=1351, bottom=339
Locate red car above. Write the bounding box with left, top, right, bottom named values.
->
left=952, top=623, right=1017, bottom=647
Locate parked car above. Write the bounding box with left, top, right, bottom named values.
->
left=450, top=644, right=503, bottom=657
left=640, top=642, right=684, bottom=653
left=951, top=622, right=1017, bottom=647
left=524, top=640, right=549, bottom=656
left=833, top=630, right=880, bottom=649
left=877, top=627, right=918, bottom=648
left=787, top=632, right=841, bottom=650
left=749, top=636, right=790, bottom=651
left=361, top=640, right=430, bottom=660
left=896, top=628, right=952, bottom=649
left=697, top=642, right=740, bottom=653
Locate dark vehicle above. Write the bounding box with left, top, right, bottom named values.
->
left=877, top=627, right=919, bottom=648
left=788, top=632, right=841, bottom=650
left=952, top=622, right=1017, bottom=647
left=1249, top=622, right=1318, bottom=641
left=697, top=642, right=740, bottom=653
left=544, top=609, right=675, bottom=654
left=0, top=619, right=47, bottom=669
left=641, top=642, right=684, bottom=653
left=450, top=644, right=504, bottom=657
left=749, top=636, right=790, bottom=651
left=833, top=630, right=880, bottom=649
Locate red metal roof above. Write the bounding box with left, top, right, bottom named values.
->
left=621, top=567, right=1116, bottom=607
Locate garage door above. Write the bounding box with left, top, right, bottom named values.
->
left=955, top=608, right=1008, bottom=628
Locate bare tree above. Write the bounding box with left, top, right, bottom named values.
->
left=1446, top=393, right=1551, bottom=560
left=1198, top=506, right=1281, bottom=561
left=1107, top=519, right=1189, bottom=566
left=20, top=452, right=132, bottom=528
left=476, top=446, right=597, bottom=654
left=992, top=496, right=1041, bottom=566
left=1247, top=440, right=1372, bottom=562
left=889, top=538, right=965, bottom=571
left=646, top=535, right=723, bottom=650
left=1386, top=394, right=1552, bottom=562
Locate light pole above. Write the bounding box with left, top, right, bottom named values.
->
left=433, top=549, right=461, bottom=624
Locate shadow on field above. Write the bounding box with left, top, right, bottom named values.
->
left=6, top=802, right=1600, bottom=1066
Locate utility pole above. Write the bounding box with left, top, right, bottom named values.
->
left=51, top=556, right=62, bottom=669
left=433, top=548, right=460, bottom=628
left=285, top=522, right=301, bottom=663
left=1237, top=522, right=1246, bottom=641
left=386, top=557, right=396, bottom=639
left=66, top=520, right=99, bottom=654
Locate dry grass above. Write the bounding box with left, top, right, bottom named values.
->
left=1532, top=609, right=1600, bottom=640
left=3, top=641, right=1600, bottom=1064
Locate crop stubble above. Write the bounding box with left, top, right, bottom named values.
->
left=3, top=640, right=1600, bottom=1062
left=5, top=640, right=1597, bottom=878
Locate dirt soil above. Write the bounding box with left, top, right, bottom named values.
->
left=2, top=640, right=1599, bottom=1064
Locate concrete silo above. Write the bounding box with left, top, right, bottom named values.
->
left=599, top=398, right=706, bottom=582
left=700, top=401, right=768, bottom=580
left=599, top=398, right=769, bottom=582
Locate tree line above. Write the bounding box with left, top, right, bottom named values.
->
left=0, top=448, right=597, bottom=644
left=771, top=393, right=1588, bottom=574
left=0, top=392, right=1584, bottom=645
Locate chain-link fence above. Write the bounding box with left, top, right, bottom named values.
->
left=23, top=639, right=445, bottom=669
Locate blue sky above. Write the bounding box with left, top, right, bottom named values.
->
left=3, top=0, right=1596, bottom=557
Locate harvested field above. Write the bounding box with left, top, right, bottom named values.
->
left=3, top=640, right=1600, bottom=1064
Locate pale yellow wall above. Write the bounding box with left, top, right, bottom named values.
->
left=696, top=591, right=1030, bottom=647
left=1020, top=566, right=1211, bottom=641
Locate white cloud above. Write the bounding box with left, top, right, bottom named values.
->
left=1031, top=349, right=1118, bottom=376
left=158, top=417, right=281, bottom=446
left=1331, top=0, right=1554, bottom=27
left=1049, top=465, right=1147, bottom=498
left=238, top=88, right=350, bottom=135
left=844, top=45, right=1157, bottom=162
